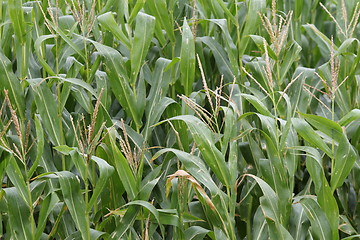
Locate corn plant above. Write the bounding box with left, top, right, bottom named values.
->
left=0, top=0, right=360, bottom=239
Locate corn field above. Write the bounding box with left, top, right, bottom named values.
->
left=0, top=0, right=360, bottom=239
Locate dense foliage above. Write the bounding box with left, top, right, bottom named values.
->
left=0, top=0, right=360, bottom=239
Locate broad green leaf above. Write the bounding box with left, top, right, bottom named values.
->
left=8, top=0, right=26, bottom=44
left=143, top=58, right=175, bottom=140
left=249, top=175, right=293, bottom=239
left=253, top=207, right=269, bottom=240
left=246, top=175, right=279, bottom=223
left=4, top=187, right=34, bottom=240
left=299, top=113, right=358, bottom=191
left=239, top=0, right=266, bottom=55
left=222, top=107, right=238, bottom=187
left=184, top=226, right=210, bottom=240
left=87, top=156, right=115, bottom=212
left=180, top=19, right=196, bottom=96
left=58, top=77, right=97, bottom=96
left=64, top=229, right=107, bottom=240
left=109, top=172, right=161, bottom=239
left=14, top=5, right=31, bottom=79
left=240, top=94, right=273, bottom=117
left=303, top=24, right=335, bottom=57
left=146, top=0, right=175, bottom=42
left=125, top=200, right=165, bottom=237
left=91, top=41, right=142, bottom=128
left=280, top=41, right=302, bottom=84
left=152, top=148, right=221, bottom=196
left=54, top=145, right=74, bottom=155
left=130, top=12, right=155, bottom=86
left=167, top=115, right=230, bottom=187
left=342, top=235, right=360, bottom=240
left=97, top=12, right=130, bottom=48
left=35, top=193, right=59, bottom=239
left=339, top=109, right=360, bottom=126
left=199, top=36, right=234, bottom=82
left=128, top=0, right=146, bottom=24
left=30, top=80, right=62, bottom=146
left=69, top=150, right=87, bottom=183
left=318, top=183, right=339, bottom=240
left=300, top=113, right=343, bottom=140
left=331, top=139, right=357, bottom=191
left=299, top=198, right=332, bottom=240
left=5, top=156, right=31, bottom=206
left=213, top=0, right=237, bottom=24
left=0, top=51, right=25, bottom=120
left=294, top=146, right=340, bottom=239
left=208, top=19, right=239, bottom=76
left=57, top=171, right=90, bottom=240
left=109, top=205, right=138, bottom=239
left=108, top=129, right=138, bottom=200
left=267, top=220, right=295, bottom=240
left=250, top=35, right=277, bottom=59
left=27, top=115, right=44, bottom=179
left=289, top=204, right=309, bottom=240
left=337, top=38, right=359, bottom=55
left=292, top=118, right=332, bottom=157
left=48, top=23, right=86, bottom=61
left=292, top=146, right=325, bottom=192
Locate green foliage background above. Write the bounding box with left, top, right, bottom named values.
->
left=0, top=0, right=360, bottom=239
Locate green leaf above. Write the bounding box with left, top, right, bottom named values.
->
left=299, top=197, right=332, bottom=240
left=300, top=113, right=343, bottom=141
left=0, top=51, right=25, bottom=120
left=289, top=204, right=309, bottom=240
left=54, top=145, right=74, bottom=155
left=250, top=35, right=277, bottom=60
left=253, top=207, right=268, bottom=240
left=199, top=36, right=234, bottom=82
left=248, top=175, right=293, bottom=239
left=57, top=171, right=90, bottom=240
left=299, top=113, right=358, bottom=191
left=97, top=12, right=130, bottom=48
left=91, top=41, right=142, bottom=128
left=331, top=138, right=357, bottom=191
left=6, top=156, right=31, bottom=206
left=303, top=24, right=335, bottom=57
left=34, top=36, right=57, bottom=75
left=8, top=0, right=26, bottom=44
left=184, top=226, right=210, bottom=240
left=180, top=18, right=196, bottom=96
left=48, top=23, right=86, bottom=61
left=240, top=94, right=273, bottom=117
left=239, top=0, right=266, bottom=55
left=29, top=80, right=62, bottom=146
left=339, top=109, right=360, bottom=126
left=64, top=228, right=107, bottom=240
left=27, top=115, right=44, bottom=179
left=87, top=156, right=115, bottom=212
left=4, top=187, right=34, bottom=240
left=146, top=0, right=175, bottom=42
left=128, top=0, right=146, bottom=24
left=208, top=19, right=239, bottom=76
left=130, top=12, right=156, bottom=86
left=167, top=115, right=230, bottom=187
left=292, top=118, right=333, bottom=157
left=280, top=41, right=302, bottom=84
left=336, top=38, right=359, bottom=56
left=152, top=148, right=221, bottom=195
left=108, top=129, right=138, bottom=200
left=35, top=193, right=59, bottom=239
left=125, top=200, right=165, bottom=237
